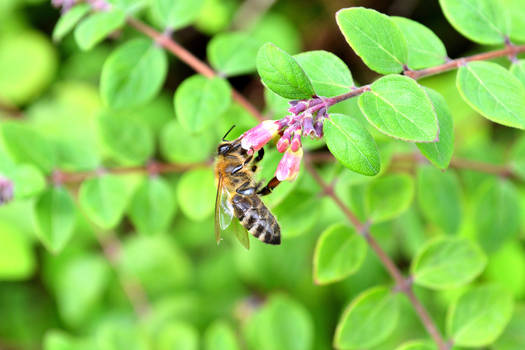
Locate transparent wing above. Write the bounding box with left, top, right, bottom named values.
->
left=232, top=218, right=250, bottom=250
left=214, top=175, right=225, bottom=244
left=219, top=186, right=234, bottom=230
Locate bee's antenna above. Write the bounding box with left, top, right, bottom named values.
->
left=222, top=125, right=236, bottom=141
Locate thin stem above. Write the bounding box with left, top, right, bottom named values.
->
left=51, top=161, right=208, bottom=185
left=303, top=157, right=448, bottom=350
left=126, top=18, right=265, bottom=122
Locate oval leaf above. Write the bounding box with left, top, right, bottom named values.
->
left=176, top=168, right=215, bottom=221
left=313, top=223, right=367, bottom=285
left=457, top=61, right=525, bottom=129
left=128, top=177, right=176, bottom=235
left=324, top=114, right=380, bottom=176
left=204, top=321, right=240, bottom=350
left=494, top=304, right=525, bottom=350
left=78, top=174, right=134, bottom=229
left=174, top=75, right=232, bottom=133
left=52, top=3, right=91, bottom=42
left=417, top=166, right=462, bottom=234
left=294, top=50, right=353, bottom=97
left=358, top=75, right=438, bottom=142
left=335, top=286, right=400, bottom=349
left=336, top=7, right=407, bottom=74
left=416, top=89, right=454, bottom=169
left=473, top=179, right=521, bottom=253
left=256, top=43, right=314, bottom=99
left=151, top=0, right=204, bottom=30
left=395, top=340, right=436, bottom=350
left=447, top=284, right=514, bottom=347
left=160, top=120, right=215, bottom=163
left=411, top=237, right=487, bottom=290
left=392, top=17, right=447, bottom=70
left=510, top=59, right=525, bottom=87
left=208, top=32, right=262, bottom=76
left=101, top=38, right=168, bottom=108
left=439, top=0, right=509, bottom=44
left=503, top=0, right=525, bottom=42
left=365, top=173, right=414, bottom=223
left=98, top=110, right=154, bottom=165
left=74, top=10, right=126, bottom=51
left=157, top=322, right=198, bottom=350
left=510, top=135, right=525, bottom=180
left=34, top=186, right=76, bottom=253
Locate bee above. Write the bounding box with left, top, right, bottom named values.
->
left=214, top=126, right=281, bottom=246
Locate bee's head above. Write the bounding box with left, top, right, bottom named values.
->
left=217, top=142, right=232, bottom=155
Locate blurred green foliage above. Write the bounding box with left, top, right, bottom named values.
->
left=0, top=0, right=524, bottom=350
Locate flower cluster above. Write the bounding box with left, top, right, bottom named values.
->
left=0, top=175, right=14, bottom=206
left=240, top=97, right=328, bottom=181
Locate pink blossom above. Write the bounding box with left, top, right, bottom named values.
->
left=0, top=175, right=14, bottom=206
left=275, top=148, right=303, bottom=181
left=276, top=135, right=290, bottom=153
left=241, top=120, right=279, bottom=152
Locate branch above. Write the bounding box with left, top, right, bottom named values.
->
left=303, top=157, right=449, bottom=350
left=50, top=161, right=209, bottom=185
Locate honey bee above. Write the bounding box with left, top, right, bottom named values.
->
left=214, top=126, right=281, bottom=246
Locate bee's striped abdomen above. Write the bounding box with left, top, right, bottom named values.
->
left=231, top=194, right=281, bottom=245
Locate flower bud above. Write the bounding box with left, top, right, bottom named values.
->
left=288, top=101, right=307, bottom=115
left=276, top=135, right=290, bottom=153
left=290, top=131, right=302, bottom=152
left=0, top=175, right=14, bottom=206
left=302, top=116, right=315, bottom=138
left=241, top=120, right=279, bottom=152
left=314, top=120, right=324, bottom=138
left=275, top=148, right=303, bottom=182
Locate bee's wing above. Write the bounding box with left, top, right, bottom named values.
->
left=215, top=175, right=234, bottom=244
left=232, top=218, right=250, bottom=250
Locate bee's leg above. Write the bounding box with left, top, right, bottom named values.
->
left=236, top=181, right=257, bottom=196
left=257, top=176, right=281, bottom=196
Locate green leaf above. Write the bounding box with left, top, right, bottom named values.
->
left=53, top=253, right=111, bottom=327
left=256, top=43, right=314, bottom=99
left=151, top=0, right=204, bottom=30
left=416, top=89, right=454, bottom=169
left=176, top=168, right=215, bottom=221
left=417, top=166, right=462, bottom=234
left=391, top=16, right=447, bottom=69
left=494, top=304, right=525, bottom=350
left=313, top=223, right=367, bottom=285
left=501, top=0, right=525, bottom=42
left=204, top=321, right=240, bottom=350
left=160, top=120, right=215, bottom=163
left=1, top=122, right=56, bottom=173
left=294, top=50, right=353, bottom=97
left=447, top=284, right=514, bottom=347
left=9, top=164, right=46, bottom=199
left=457, top=61, right=525, bottom=129
left=272, top=190, right=321, bottom=239
left=207, top=32, right=262, bottom=76
left=473, top=179, right=521, bottom=253
left=100, top=38, right=168, bottom=108
left=44, top=330, right=94, bottom=350
left=439, top=0, right=509, bottom=44
left=411, top=237, right=486, bottom=290
left=484, top=242, right=525, bottom=298
left=74, top=10, right=126, bottom=51
left=0, top=30, right=57, bottom=105
left=510, top=60, right=525, bottom=87
left=52, top=4, right=91, bottom=42
left=324, top=114, right=380, bottom=176
left=175, top=75, right=232, bottom=133
left=157, top=322, right=198, bottom=350
left=334, top=286, right=400, bottom=349
left=98, top=109, right=154, bottom=165
left=128, top=177, right=176, bottom=235
left=336, top=7, right=407, bottom=74
left=119, top=235, right=192, bottom=295
left=0, top=222, right=35, bottom=280
left=78, top=174, right=134, bottom=229
left=365, top=173, right=414, bottom=223
left=34, top=186, right=77, bottom=253
left=358, top=75, right=438, bottom=142
left=244, top=295, right=313, bottom=350
left=395, top=340, right=436, bottom=350
left=510, top=134, right=525, bottom=180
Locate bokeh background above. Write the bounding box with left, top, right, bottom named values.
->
left=0, top=0, right=524, bottom=349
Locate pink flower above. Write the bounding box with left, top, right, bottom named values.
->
left=276, top=135, right=290, bottom=153
left=290, top=131, right=302, bottom=152
left=0, top=175, right=14, bottom=206
left=241, top=120, right=279, bottom=152
left=275, top=148, right=303, bottom=181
